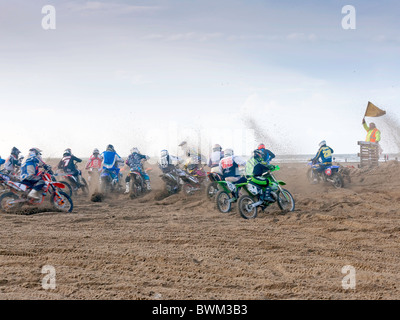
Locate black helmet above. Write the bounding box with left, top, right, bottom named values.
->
left=63, top=148, right=72, bottom=156
left=106, top=144, right=115, bottom=152
left=11, top=147, right=21, bottom=156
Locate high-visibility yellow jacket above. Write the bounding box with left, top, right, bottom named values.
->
left=363, top=123, right=381, bottom=143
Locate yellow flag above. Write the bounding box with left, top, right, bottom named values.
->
left=364, top=101, right=386, bottom=117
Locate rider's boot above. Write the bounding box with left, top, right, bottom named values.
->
left=28, top=189, right=41, bottom=200
left=263, top=187, right=275, bottom=202
left=124, top=182, right=130, bottom=194
left=146, top=180, right=152, bottom=191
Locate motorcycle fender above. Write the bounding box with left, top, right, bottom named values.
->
left=53, top=182, right=65, bottom=189
left=277, top=180, right=286, bottom=185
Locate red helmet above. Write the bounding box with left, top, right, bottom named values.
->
left=257, top=143, right=266, bottom=150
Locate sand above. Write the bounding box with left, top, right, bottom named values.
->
left=0, top=160, right=399, bottom=300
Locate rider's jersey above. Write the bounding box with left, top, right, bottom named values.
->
left=0, top=158, right=5, bottom=167
left=126, top=153, right=148, bottom=171
left=219, top=155, right=246, bottom=178
left=4, top=155, right=22, bottom=173
left=58, top=155, right=82, bottom=174
left=86, top=155, right=103, bottom=169
left=101, top=151, right=123, bottom=170
left=312, top=146, right=334, bottom=164
left=20, top=156, right=47, bottom=179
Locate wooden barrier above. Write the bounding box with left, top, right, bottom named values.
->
left=357, top=141, right=380, bottom=168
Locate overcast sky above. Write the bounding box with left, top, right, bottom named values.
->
left=0, top=0, right=399, bottom=159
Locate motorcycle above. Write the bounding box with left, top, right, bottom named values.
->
left=0, top=169, right=73, bottom=213
left=100, top=168, right=124, bottom=194
left=214, top=177, right=249, bottom=213
left=128, top=168, right=151, bottom=198
left=159, top=167, right=183, bottom=195
left=55, top=171, right=89, bottom=196
left=87, top=168, right=101, bottom=189
left=181, top=166, right=207, bottom=195
left=237, top=165, right=295, bottom=219
left=307, top=160, right=344, bottom=188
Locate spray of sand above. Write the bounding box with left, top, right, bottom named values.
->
left=242, top=116, right=297, bottom=155
left=379, top=112, right=400, bottom=153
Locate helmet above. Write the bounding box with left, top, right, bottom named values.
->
left=11, top=147, right=21, bottom=156
left=64, top=148, right=72, bottom=156
left=93, top=148, right=99, bottom=154
left=106, top=144, right=115, bottom=152
left=257, top=143, right=266, bottom=150
left=29, top=147, right=42, bottom=156
left=178, top=141, right=187, bottom=147
left=160, top=150, right=169, bottom=157
left=319, top=140, right=326, bottom=148
left=224, top=148, right=234, bottom=157
left=212, top=144, right=222, bottom=152
left=130, top=147, right=139, bottom=154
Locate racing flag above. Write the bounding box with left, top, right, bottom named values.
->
left=364, top=101, right=386, bottom=117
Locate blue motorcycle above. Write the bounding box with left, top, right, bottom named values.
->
left=100, top=168, right=123, bottom=194
left=307, top=160, right=344, bottom=188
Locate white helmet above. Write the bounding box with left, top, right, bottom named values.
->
left=130, top=147, right=139, bottom=154
left=224, top=148, right=234, bottom=157
left=319, top=140, right=326, bottom=147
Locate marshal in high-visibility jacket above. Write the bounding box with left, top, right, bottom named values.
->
left=362, top=120, right=381, bottom=143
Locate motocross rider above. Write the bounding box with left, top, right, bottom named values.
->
left=158, top=149, right=185, bottom=193
left=208, top=144, right=224, bottom=174
left=85, top=148, right=103, bottom=184
left=218, top=149, right=247, bottom=183
left=20, top=148, right=51, bottom=200
left=245, top=149, right=275, bottom=202
left=124, top=147, right=151, bottom=193
left=4, top=147, right=24, bottom=176
left=57, top=148, right=83, bottom=189
left=311, top=140, right=334, bottom=174
left=179, top=141, right=206, bottom=173
left=101, top=144, right=124, bottom=186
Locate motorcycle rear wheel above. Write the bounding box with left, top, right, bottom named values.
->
left=331, top=173, right=344, bottom=189
left=0, top=192, right=23, bottom=213
left=215, top=190, right=231, bottom=213
left=238, top=195, right=258, bottom=219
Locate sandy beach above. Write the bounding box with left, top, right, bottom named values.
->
left=0, top=160, right=399, bottom=300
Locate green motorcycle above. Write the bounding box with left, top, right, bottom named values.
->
left=237, top=165, right=295, bottom=219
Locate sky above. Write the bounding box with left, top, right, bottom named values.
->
left=0, top=0, right=399, bottom=160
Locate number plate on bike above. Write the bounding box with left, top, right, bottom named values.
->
left=226, top=181, right=236, bottom=192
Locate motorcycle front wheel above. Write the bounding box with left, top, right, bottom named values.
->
left=238, top=195, right=258, bottom=219
left=215, top=190, right=231, bottom=213
left=51, top=191, right=73, bottom=213
left=276, top=189, right=295, bottom=213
